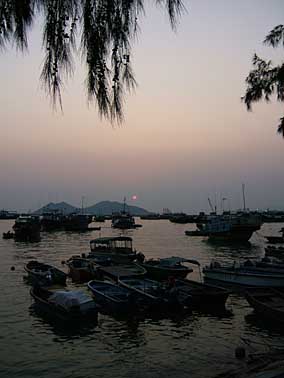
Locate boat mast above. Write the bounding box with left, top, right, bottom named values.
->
left=242, top=184, right=246, bottom=212
left=123, top=196, right=126, bottom=213
left=81, top=196, right=85, bottom=215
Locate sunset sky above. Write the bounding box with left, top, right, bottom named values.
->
left=0, top=0, right=284, bottom=213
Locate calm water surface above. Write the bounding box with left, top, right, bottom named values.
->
left=1, top=219, right=284, bottom=378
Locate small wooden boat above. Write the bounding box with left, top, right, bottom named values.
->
left=174, top=279, right=230, bottom=309
left=25, top=260, right=67, bottom=286
left=118, top=277, right=182, bottom=311
left=245, top=287, right=284, bottom=324
left=88, top=280, right=137, bottom=314
left=67, top=257, right=100, bottom=283
left=30, top=286, right=98, bottom=321
left=98, top=263, right=147, bottom=282
left=139, top=257, right=193, bottom=281
left=2, top=231, right=14, bottom=239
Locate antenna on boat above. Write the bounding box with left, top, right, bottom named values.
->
left=123, top=196, right=126, bottom=213
left=242, top=184, right=246, bottom=212
left=81, top=196, right=85, bottom=215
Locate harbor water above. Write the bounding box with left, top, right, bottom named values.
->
left=1, top=219, right=284, bottom=378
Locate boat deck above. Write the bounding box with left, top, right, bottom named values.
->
left=99, top=264, right=145, bottom=279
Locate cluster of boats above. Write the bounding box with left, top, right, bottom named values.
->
left=25, top=236, right=233, bottom=321
left=23, top=233, right=284, bottom=326
left=2, top=213, right=99, bottom=241
left=2, top=204, right=145, bottom=241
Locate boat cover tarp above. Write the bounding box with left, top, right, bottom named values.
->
left=49, top=291, right=95, bottom=311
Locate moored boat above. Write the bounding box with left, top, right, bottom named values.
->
left=203, top=260, right=284, bottom=287
left=98, top=263, right=147, bottom=282
left=40, top=210, right=65, bottom=231
left=67, top=257, right=100, bottom=283
left=118, top=277, right=182, bottom=311
left=13, top=215, right=41, bottom=241
left=174, top=278, right=231, bottom=309
left=62, top=213, right=93, bottom=231
left=245, top=287, right=284, bottom=325
left=111, top=197, right=141, bottom=229
left=25, top=260, right=67, bottom=286
left=193, top=212, right=262, bottom=242
left=30, top=286, right=98, bottom=321
left=139, top=257, right=193, bottom=281
left=88, top=236, right=140, bottom=264
left=87, top=280, right=137, bottom=315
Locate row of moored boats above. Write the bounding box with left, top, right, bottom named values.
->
left=23, top=236, right=284, bottom=325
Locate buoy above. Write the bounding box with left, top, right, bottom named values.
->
left=235, top=346, right=246, bottom=359
left=10, top=266, right=15, bottom=271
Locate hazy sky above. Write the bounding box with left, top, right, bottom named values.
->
left=0, top=0, right=284, bottom=213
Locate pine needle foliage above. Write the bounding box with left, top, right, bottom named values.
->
left=0, top=0, right=184, bottom=121
left=243, top=25, right=284, bottom=137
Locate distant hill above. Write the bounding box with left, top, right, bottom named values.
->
left=33, top=202, right=78, bottom=215
left=85, top=201, right=150, bottom=215
left=33, top=201, right=150, bottom=216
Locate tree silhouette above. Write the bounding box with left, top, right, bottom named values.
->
left=0, top=0, right=184, bottom=121
left=243, top=25, right=284, bottom=137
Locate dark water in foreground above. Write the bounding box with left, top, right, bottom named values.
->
left=1, top=219, right=284, bottom=378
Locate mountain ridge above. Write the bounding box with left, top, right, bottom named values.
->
left=33, top=200, right=150, bottom=215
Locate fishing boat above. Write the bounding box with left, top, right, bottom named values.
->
left=30, top=286, right=98, bottom=321
left=13, top=215, right=41, bottom=241
left=111, top=197, right=141, bottom=229
left=194, top=212, right=262, bottom=242
left=174, top=279, right=231, bottom=309
left=0, top=209, right=18, bottom=219
left=111, top=211, right=136, bottom=229
left=87, top=280, right=137, bottom=314
left=138, top=257, right=193, bottom=281
left=40, top=210, right=65, bottom=231
left=88, top=236, right=140, bottom=264
left=25, top=260, right=67, bottom=286
left=203, top=260, right=284, bottom=287
left=62, top=213, right=93, bottom=231
left=98, top=263, right=147, bottom=282
left=245, top=287, right=284, bottom=325
left=118, top=277, right=182, bottom=311
left=66, top=256, right=100, bottom=283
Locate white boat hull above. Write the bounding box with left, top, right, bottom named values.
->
left=203, top=269, right=284, bottom=287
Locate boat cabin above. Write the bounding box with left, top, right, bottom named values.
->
left=90, top=236, right=134, bottom=254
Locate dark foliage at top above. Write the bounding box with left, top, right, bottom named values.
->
left=243, top=25, right=284, bottom=137
left=0, top=0, right=184, bottom=121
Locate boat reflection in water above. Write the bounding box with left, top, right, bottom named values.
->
left=29, top=302, right=98, bottom=339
